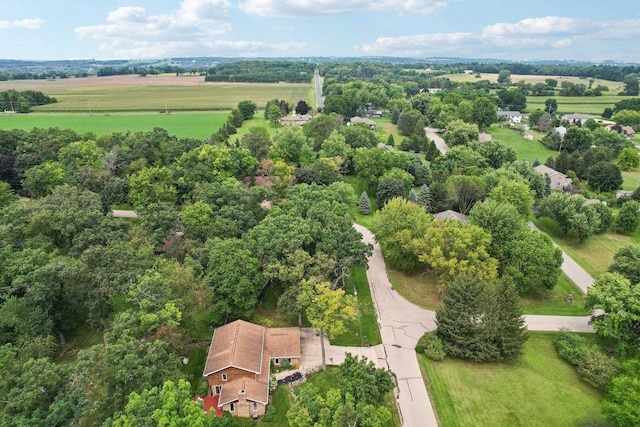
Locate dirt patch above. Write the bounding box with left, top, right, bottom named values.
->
left=0, top=74, right=263, bottom=90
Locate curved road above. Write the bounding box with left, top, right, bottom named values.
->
left=314, top=69, right=323, bottom=109
left=354, top=224, right=594, bottom=426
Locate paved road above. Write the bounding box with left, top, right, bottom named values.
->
left=424, top=127, right=449, bottom=154
left=354, top=224, right=439, bottom=427
left=354, top=224, right=595, bottom=426
left=314, top=69, right=324, bottom=109
left=528, top=222, right=595, bottom=294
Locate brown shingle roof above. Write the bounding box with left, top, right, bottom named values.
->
left=203, top=320, right=265, bottom=376
left=218, top=377, right=269, bottom=406
left=264, top=327, right=301, bottom=359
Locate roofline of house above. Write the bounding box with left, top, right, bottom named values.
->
left=217, top=395, right=270, bottom=407
left=203, top=363, right=261, bottom=378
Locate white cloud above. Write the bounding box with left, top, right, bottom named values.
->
left=0, top=18, right=44, bottom=30
left=76, top=0, right=232, bottom=51
left=239, top=0, right=448, bottom=17
left=359, top=15, right=640, bottom=58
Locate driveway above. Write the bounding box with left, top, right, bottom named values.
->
left=424, top=127, right=449, bottom=154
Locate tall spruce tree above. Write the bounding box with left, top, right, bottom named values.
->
left=436, top=273, right=528, bottom=362
left=408, top=188, right=417, bottom=203
left=359, top=191, right=371, bottom=215
left=416, top=184, right=433, bottom=213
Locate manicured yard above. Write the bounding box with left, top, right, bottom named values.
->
left=420, top=332, right=602, bottom=427
left=532, top=216, right=632, bottom=278
left=342, top=175, right=377, bottom=229
left=332, top=265, right=383, bottom=346
left=488, top=125, right=557, bottom=163
left=262, top=386, right=293, bottom=427
left=527, top=95, right=624, bottom=116
left=388, top=265, right=588, bottom=316
left=621, top=169, right=640, bottom=191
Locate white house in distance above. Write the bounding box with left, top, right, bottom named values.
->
left=562, top=113, right=591, bottom=125
left=534, top=164, right=572, bottom=192
left=497, top=110, right=524, bottom=124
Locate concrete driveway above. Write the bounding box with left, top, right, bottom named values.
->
left=425, top=127, right=449, bottom=154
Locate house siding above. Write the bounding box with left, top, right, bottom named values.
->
left=207, top=367, right=256, bottom=391
left=222, top=400, right=266, bottom=418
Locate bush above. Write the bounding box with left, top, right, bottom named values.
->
left=416, top=331, right=446, bottom=361
left=555, top=332, right=619, bottom=390
left=261, top=407, right=277, bottom=422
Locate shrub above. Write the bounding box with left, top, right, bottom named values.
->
left=555, top=332, right=619, bottom=390
left=416, top=331, right=446, bottom=361
left=262, top=407, right=277, bottom=422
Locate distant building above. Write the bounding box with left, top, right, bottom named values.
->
left=279, top=114, right=312, bottom=126
left=554, top=126, right=567, bottom=137
left=349, top=116, right=377, bottom=131
left=433, top=210, right=468, bottom=222
left=606, top=124, right=636, bottom=138
left=534, top=164, right=572, bottom=192
left=364, top=109, right=384, bottom=117
left=497, top=110, right=524, bottom=124
left=562, top=113, right=591, bottom=125
left=616, top=190, right=634, bottom=199
left=463, top=69, right=474, bottom=75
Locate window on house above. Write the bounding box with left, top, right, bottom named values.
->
left=253, top=402, right=258, bottom=411
left=215, top=386, right=222, bottom=395
left=229, top=403, right=235, bottom=412
left=222, top=373, right=227, bottom=381
left=274, top=358, right=280, bottom=365
left=288, top=358, right=292, bottom=363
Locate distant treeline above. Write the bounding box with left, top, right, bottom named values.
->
left=461, top=63, right=640, bottom=82
left=97, top=65, right=206, bottom=77
left=204, top=60, right=316, bottom=83
left=0, top=90, right=57, bottom=113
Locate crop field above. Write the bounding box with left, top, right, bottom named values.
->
left=0, top=75, right=311, bottom=112
left=443, top=73, right=622, bottom=91
left=0, top=112, right=230, bottom=139
left=527, top=95, right=625, bottom=116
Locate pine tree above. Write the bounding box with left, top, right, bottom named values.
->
left=359, top=191, right=371, bottom=215
left=387, top=134, right=395, bottom=147
left=408, top=188, right=417, bottom=203
left=416, top=184, right=432, bottom=212
left=490, top=280, right=528, bottom=360
left=544, top=173, right=552, bottom=197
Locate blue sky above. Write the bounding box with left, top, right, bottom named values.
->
left=1, top=0, right=638, bottom=61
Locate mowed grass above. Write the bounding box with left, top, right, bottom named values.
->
left=443, top=73, right=621, bottom=91
left=342, top=175, right=378, bottom=229
left=532, top=216, right=631, bottom=278
left=25, top=83, right=311, bottom=113
left=332, top=265, right=382, bottom=347
left=488, top=125, right=557, bottom=163
left=388, top=265, right=588, bottom=315
left=0, top=112, right=229, bottom=139
left=420, top=332, right=602, bottom=427
left=261, top=386, right=293, bottom=427
left=621, top=169, right=640, bottom=190
left=527, top=95, right=624, bottom=116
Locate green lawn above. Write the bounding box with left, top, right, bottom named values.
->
left=332, top=266, right=383, bottom=346
left=527, top=95, right=624, bottom=116
left=262, top=386, right=293, bottom=427
left=0, top=112, right=228, bottom=139
left=388, top=265, right=588, bottom=316
left=487, top=125, right=557, bottom=163
left=342, top=175, right=377, bottom=229
left=532, top=216, right=632, bottom=278
left=621, top=169, right=640, bottom=191
left=420, top=332, right=602, bottom=427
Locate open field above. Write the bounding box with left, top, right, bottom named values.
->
left=443, top=73, right=622, bottom=91
left=488, top=125, right=557, bottom=162
left=527, top=95, right=625, bottom=116
left=420, top=332, right=602, bottom=427
left=0, top=75, right=311, bottom=112
left=0, top=111, right=229, bottom=139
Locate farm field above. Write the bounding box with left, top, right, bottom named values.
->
left=443, top=73, right=622, bottom=91
left=420, top=332, right=602, bottom=427
left=0, top=75, right=311, bottom=112
left=526, top=95, right=624, bottom=116
left=0, top=112, right=229, bottom=139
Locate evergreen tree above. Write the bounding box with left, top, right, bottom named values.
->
left=359, top=191, right=371, bottom=215
left=387, top=134, right=395, bottom=147
left=531, top=159, right=540, bottom=167
left=408, top=188, right=417, bottom=203
left=631, top=186, right=640, bottom=201
left=544, top=173, right=552, bottom=197
left=436, top=273, right=528, bottom=362
left=416, top=184, right=432, bottom=212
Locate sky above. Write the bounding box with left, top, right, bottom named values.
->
left=1, top=0, right=639, bottom=62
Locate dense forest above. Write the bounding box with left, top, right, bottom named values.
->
left=0, top=90, right=57, bottom=112
left=205, top=61, right=316, bottom=83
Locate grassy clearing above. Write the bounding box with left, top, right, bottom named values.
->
left=0, top=112, right=228, bottom=139
left=55, top=325, right=103, bottom=363
left=388, top=265, right=588, bottom=315
left=488, top=125, right=557, bottom=163
left=181, top=345, right=209, bottom=395
left=520, top=273, right=589, bottom=315
left=527, top=95, right=624, bottom=116
left=20, top=82, right=310, bottom=113
left=342, top=175, right=377, bottom=229
left=420, top=332, right=602, bottom=427
left=332, top=266, right=382, bottom=347
left=254, top=283, right=303, bottom=328
left=621, top=169, right=640, bottom=190
left=532, top=216, right=632, bottom=278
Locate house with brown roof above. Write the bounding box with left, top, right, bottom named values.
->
left=279, top=114, right=312, bottom=126
left=534, top=164, right=572, bottom=192
left=433, top=210, right=468, bottom=222
left=348, top=116, right=377, bottom=131
left=202, top=320, right=300, bottom=418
